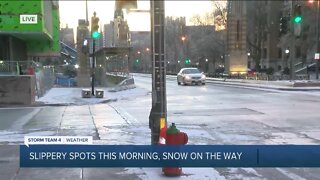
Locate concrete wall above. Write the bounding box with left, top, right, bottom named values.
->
left=0, top=75, right=36, bottom=105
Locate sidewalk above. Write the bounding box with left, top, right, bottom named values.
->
left=205, top=78, right=320, bottom=91
left=0, top=101, right=221, bottom=179
left=36, top=87, right=148, bottom=105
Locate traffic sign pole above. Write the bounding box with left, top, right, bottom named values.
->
left=149, top=0, right=167, bottom=145
left=91, top=39, right=95, bottom=96
left=316, top=0, right=320, bottom=80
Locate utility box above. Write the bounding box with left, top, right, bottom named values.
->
left=95, top=89, right=104, bottom=98
left=82, top=89, right=91, bottom=98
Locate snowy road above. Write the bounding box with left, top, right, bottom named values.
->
left=116, top=75, right=320, bottom=145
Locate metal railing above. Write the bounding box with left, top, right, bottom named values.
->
left=0, top=60, right=55, bottom=97
left=0, top=60, right=37, bottom=75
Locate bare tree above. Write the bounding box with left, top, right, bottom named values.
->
left=190, top=13, right=214, bottom=26
left=246, top=1, right=268, bottom=71
left=212, top=1, right=227, bottom=31
left=189, top=1, right=227, bottom=31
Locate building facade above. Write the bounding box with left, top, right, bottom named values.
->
left=226, top=1, right=247, bottom=74
left=60, top=25, right=75, bottom=49
left=0, top=0, right=60, bottom=62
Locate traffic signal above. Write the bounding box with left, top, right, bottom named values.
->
left=91, top=12, right=100, bottom=39
left=185, top=58, right=190, bottom=65
left=279, top=17, right=288, bottom=34
left=293, top=4, right=302, bottom=37
left=293, top=4, right=302, bottom=24
left=135, top=59, right=139, bottom=63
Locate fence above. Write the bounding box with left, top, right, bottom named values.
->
left=0, top=60, right=55, bottom=97
left=0, top=60, right=35, bottom=75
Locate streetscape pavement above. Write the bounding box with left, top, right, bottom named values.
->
left=0, top=87, right=220, bottom=180
left=1, top=80, right=320, bottom=179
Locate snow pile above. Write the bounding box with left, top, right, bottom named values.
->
left=37, top=87, right=149, bottom=105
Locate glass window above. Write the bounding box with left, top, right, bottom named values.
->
left=184, top=68, right=200, bottom=74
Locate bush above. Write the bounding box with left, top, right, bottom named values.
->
left=266, top=67, right=274, bottom=75
left=283, top=67, right=290, bottom=75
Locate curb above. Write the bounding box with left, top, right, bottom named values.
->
left=133, top=73, right=320, bottom=91
left=205, top=80, right=320, bottom=91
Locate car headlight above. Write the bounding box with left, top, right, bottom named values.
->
left=201, top=74, right=206, bottom=79
left=184, top=75, right=191, bottom=80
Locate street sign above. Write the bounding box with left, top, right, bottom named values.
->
left=315, top=53, right=320, bottom=60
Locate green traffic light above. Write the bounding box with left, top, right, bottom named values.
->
left=135, top=59, right=139, bottom=63
left=92, top=31, right=101, bottom=39
left=185, top=58, right=189, bottom=64
left=294, top=16, right=302, bottom=23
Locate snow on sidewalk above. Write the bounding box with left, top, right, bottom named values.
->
left=37, top=87, right=149, bottom=105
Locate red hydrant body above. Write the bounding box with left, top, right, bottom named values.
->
left=162, top=123, right=188, bottom=177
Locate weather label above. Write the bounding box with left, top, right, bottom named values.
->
left=20, top=144, right=257, bottom=167
left=24, top=136, right=93, bottom=147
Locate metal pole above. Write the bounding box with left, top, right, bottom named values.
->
left=92, top=39, right=95, bottom=96
left=127, top=48, right=130, bottom=76
left=149, top=0, right=166, bottom=145
left=316, top=0, right=320, bottom=80
left=289, top=0, right=295, bottom=81
left=85, top=0, right=89, bottom=25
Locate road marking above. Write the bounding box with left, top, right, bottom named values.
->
left=276, top=168, right=307, bottom=180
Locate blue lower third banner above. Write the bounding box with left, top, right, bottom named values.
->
left=20, top=145, right=320, bottom=167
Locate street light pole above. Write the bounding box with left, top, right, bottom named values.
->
left=85, top=0, right=89, bottom=25
left=181, top=36, right=186, bottom=66
left=91, top=39, right=96, bottom=96
left=316, top=0, right=320, bottom=80
left=289, top=0, right=296, bottom=81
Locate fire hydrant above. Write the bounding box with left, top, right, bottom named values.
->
left=162, top=123, right=188, bottom=177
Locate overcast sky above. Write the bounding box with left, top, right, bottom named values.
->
left=59, top=1, right=214, bottom=31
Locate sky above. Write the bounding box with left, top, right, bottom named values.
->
left=59, top=1, right=214, bottom=31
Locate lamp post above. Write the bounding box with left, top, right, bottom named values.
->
left=289, top=0, right=295, bottom=81
left=145, top=48, right=150, bottom=72
left=181, top=36, right=186, bottom=66
left=316, top=0, right=319, bottom=79
left=205, top=58, right=208, bottom=72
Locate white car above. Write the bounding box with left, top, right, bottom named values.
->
left=177, top=68, right=206, bottom=85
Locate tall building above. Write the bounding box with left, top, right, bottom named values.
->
left=60, top=25, right=75, bottom=49
left=226, top=1, right=247, bottom=74
left=113, top=10, right=130, bottom=47
left=100, top=5, right=130, bottom=51
left=103, top=22, right=114, bottom=47
left=246, top=0, right=313, bottom=75
left=76, top=19, right=90, bottom=87
left=0, top=1, right=60, bottom=62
